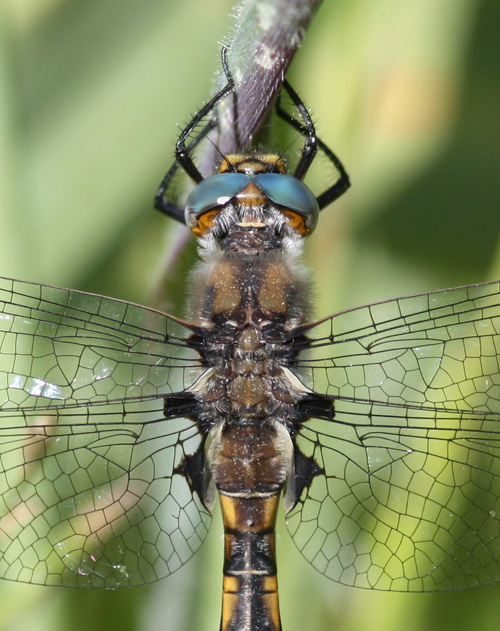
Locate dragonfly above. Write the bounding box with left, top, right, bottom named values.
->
left=0, top=46, right=500, bottom=631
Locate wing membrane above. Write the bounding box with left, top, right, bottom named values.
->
left=0, top=277, right=202, bottom=409
left=0, top=278, right=209, bottom=587
left=288, top=281, right=500, bottom=591
left=299, top=281, right=500, bottom=412
left=2, top=277, right=500, bottom=591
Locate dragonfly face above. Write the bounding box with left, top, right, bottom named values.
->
left=0, top=46, right=500, bottom=631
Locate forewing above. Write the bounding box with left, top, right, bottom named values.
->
left=288, top=281, right=500, bottom=591
left=0, top=278, right=209, bottom=587
left=0, top=277, right=202, bottom=408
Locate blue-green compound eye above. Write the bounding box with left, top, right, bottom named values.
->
left=185, top=173, right=250, bottom=228
left=254, top=174, right=319, bottom=231
left=184, top=171, right=319, bottom=234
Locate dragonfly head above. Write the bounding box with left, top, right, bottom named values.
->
left=184, top=154, right=319, bottom=251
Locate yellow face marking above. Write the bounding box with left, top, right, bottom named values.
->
left=236, top=181, right=267, bottom=206
left=237, top=221, right=267, bottom=228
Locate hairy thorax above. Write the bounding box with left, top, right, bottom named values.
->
left=187, top=239, right=312, bottom=426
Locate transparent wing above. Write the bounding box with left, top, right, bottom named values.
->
left=0, top=277, right=202, bottom=408
left=288, top=281, right=500, bottom=591
left=300, top=281, right=500, bottom=412
left=0, top=277, right=209, bottom=587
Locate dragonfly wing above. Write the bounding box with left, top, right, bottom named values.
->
left=288, top=401, right=500, bottom=591
left=300, top=280, right=500, bottom=413
left=288, top=281, right=500, bottom=591
left=0, top=278, right=210, bottom=587
left=0, top=277, right=202, bottom=409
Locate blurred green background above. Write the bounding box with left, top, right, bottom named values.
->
left=0, top=1, right=499, bottom=630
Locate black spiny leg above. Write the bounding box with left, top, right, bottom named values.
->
left=173, top=46, right=235, bottom=184
left=279, top=80, right=318, bottom=180
left=154, top=118, right=216, bottom=222
left=276, top=81, right=350, bottom=209
left=154, top=46, right=237, bottom=223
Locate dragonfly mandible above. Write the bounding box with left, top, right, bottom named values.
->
left=0, top=46, right=499, bottom=631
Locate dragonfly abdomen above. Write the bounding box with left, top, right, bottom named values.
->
left=208, top=423, right=293, bottom=631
